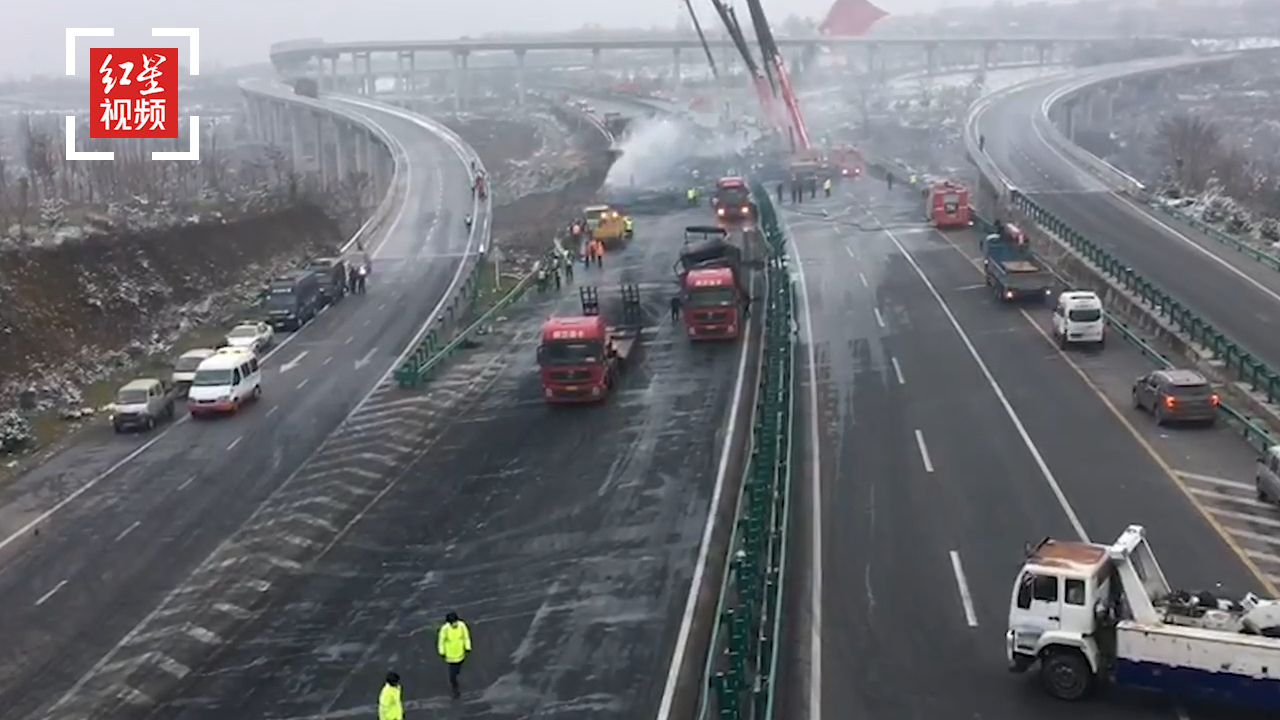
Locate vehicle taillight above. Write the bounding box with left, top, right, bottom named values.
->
left=1164, top=396, right=1176, bottom=408
left=741, top=206, right=749, bottom=213
left=1210, top=394, right=1219, bottom=406
left=717, top=208, right=725, bottom=216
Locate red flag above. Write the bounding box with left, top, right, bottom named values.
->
left=819, top=0, right=889, bottom=37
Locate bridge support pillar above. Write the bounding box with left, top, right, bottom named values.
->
left=333, top=117, right=348, bottom=187
left=452, top=49, right=470, bottom=113
left=1037, top=43, right=1051, bottom=66
left=354, top=127, right=369, bottom=180
left=514, top=49, right=526, bottom=106
left=981, top=42, right=994, bottom=73
left=924, top=42, right=938, bottom=76
left=591, top=47, right=602, bottom=86
left=290, top=110, right=305, bottom=172
left=314, top=113, right=329, bottom=190
left=865, top=43, right=880, bottom=82
left=672, top=47, right=682, bottom=86
left=326, top=55, right=338, bottom=92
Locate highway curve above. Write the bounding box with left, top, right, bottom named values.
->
left=778, top=178, right=1266, bottom=720
left=974, top=74, right=1280, bottom=375
left=0, top=98, right=482, bottom=720
left=122, top=206, right=750, bottom=719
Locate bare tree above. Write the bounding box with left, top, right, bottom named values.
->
left=1152, top=114, right=1223, bottom=192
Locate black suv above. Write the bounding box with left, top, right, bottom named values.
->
left=1132, top=369, right=1219, bottom=426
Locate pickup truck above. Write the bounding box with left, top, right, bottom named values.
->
left=110, top=377, right=179, bottom=432
left=983, top=222, right=1053, bottom=302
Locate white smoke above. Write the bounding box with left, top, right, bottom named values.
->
left=603, top=115, right=752, bottom=190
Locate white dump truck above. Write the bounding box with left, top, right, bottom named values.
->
left=1007, top=524, right=1280, bottom=710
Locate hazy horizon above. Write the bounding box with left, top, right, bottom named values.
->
left=2, top=0, right=1112, bottom=80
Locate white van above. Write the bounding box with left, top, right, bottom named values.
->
left=1051, top=290, right=1105, bottom=347
left=186, top=347, right=262, bottom=417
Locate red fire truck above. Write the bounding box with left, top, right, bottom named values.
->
left=828, top=145, right=863, bottom=179
left=536, top=285, right=642, bottom=403
left=678, top=226, right=746, bottom=341
left=926, top=180, right=971, bottom=229
left=712, top=176, right=755, bottom=223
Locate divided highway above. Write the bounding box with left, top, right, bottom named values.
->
left=782, top=179, right=1271, bottom=720
left=0, top=95, right=483, bottom=720
left=974, top=70, right=1280, bottom=382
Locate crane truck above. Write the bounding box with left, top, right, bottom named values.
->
left=677, top=226, right=746, bottom=341
left=536, top=284, right=642, bottom=403
left=982, top=221, right=1052, bottom=302
left=1008, top=524, right=1280, bottom=711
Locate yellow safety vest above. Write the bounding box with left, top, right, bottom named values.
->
left=438, top=620, right=472, bottom=663
left=378, top=683, right=402, bottom=720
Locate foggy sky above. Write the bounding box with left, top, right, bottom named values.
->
left=2, top=0, right=1074, bottom=79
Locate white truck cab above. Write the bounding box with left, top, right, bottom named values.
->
left=1007, top=525, right=1280, bottom=710
left=1051, top=290, right=1105, bottom=347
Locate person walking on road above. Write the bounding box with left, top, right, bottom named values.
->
left=379, top=671, right=403, bottom=720
left=438, top=612, right=472, bottom=699
left=670, top=294, right=682, bottom=322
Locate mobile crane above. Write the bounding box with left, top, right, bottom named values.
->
left=708, top=0, right=786, bottom=138
left=741, top=0, right=814, bottom=154
left=1008, top=524, right=1280, bottom=711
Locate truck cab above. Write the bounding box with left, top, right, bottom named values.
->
left=265, top=270, right=321, bottom=331
left=712, top=176, right=754, bottom=223
left=1008, top=525, right=1280, bottom=710
left=678, top=226, right=745, bottom=341
left=926, top=180, right=971, bottom=228
left=537, top=285, right=642, bottom=403
left=829, top=145, right=863, bottom=178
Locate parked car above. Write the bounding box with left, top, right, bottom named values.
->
left=172, top=348, right=217, bottom=393
left=223, top=322, right=274, bottom=354
left=1131, top=369, right=1218, bottom=426
left=110, top=378, right=178, bottom=432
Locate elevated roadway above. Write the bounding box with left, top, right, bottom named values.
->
left=122, top=207, right=753, bottom=719
left=0, top=91, right=485, bottom=720
left=973, top=61, right=1280, bottom=399
left=780, top=175, right=1272, bottom=720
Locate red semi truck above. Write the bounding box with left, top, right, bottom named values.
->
left=677, top=226, right=747, bottom=341
left=536, top=284, right=642, bottom=403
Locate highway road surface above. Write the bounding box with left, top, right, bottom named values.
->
left=0, top=98, right=483, bottom=720
left=974, top=74, right=1280, bottom=382
left=116, top=207, right=750, bottom=719
left=779, top=178, right=1271, bottom=720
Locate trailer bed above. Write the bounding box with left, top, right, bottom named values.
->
left=1000, top=259, right=1041, bottom=273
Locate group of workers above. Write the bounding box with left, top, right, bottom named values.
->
left=378, top=612, right=473, bottom=720
left=773, top=176, right=833, bottom=204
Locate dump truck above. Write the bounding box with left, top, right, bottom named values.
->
left=1007, top=524, right=1280, bottom=712
left=983, top=221, right=1052, bottom=302
left=583, top=204, right=627, bottom=248
left=537, top=284, right=642, bottom=403
left=677, top=226, right=746, bottom=340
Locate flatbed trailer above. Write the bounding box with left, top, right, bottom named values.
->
left=983, top=222, right=1053, bottom=302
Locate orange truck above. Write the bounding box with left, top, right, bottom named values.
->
left=926, top=180, right=971, bottom=228
left=537, top=284, right=642, bottom=403
left=677, top=226, right=746, bottom=341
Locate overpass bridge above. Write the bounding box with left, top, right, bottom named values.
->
left=271, top=32, right=1164, bottom=108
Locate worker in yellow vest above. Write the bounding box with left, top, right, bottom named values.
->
left=378, top=671, right=403, bottom=720
left=438, top=612, right=472, bottom=699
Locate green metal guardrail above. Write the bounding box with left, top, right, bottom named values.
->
left=1011, top=190, right=1280, bottom=408
left=696, top=183, right=795, bottom=720
left=392, top=252, right=554, bottom=388
left=1147, top=200, right=1280, bottom=273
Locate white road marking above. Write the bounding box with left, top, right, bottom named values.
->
left=363, top=319, right=371, bottom=327
left=114, top=521, right=141, bottom=543
left=177, top=475, right=196, bottom=491
left=324, top=356, right=334, bottom=365
left=1187, top=486, right=1270, bottom=510
left=266, top=405, right=279, bottom=417
left=859, top=272, right=868, bottom=288
left=35, top=579, right=68, bottom=606
left=344, top=336, right=354, bottom=345
left=891, top=356, right=905, bottom=385
left=1176, top=471, right=1253, bottom=491
left=226, top=437, right=242, bottom=452
left=785, top=214, right=825, bottom=720
left=378, top=303, right=387, bottom=310
left=873, top=307, right=886, bottom=329
left=878, top=220, right=1090, bottom=541
left=949, top=551, right=979, bottom=627
left=279, top=351, right=308, bottom=372
left=296, top=378, right=310, bottom=390
left=354, top=348, right=378, bottom=370
left=655, top=244, right=757, bottom=720
left=845, top=246, right=856, bottom=258
left=914, top=430, right=934, bottom=473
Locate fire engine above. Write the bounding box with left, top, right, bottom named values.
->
left=926, top=180, right=971, bottom=229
